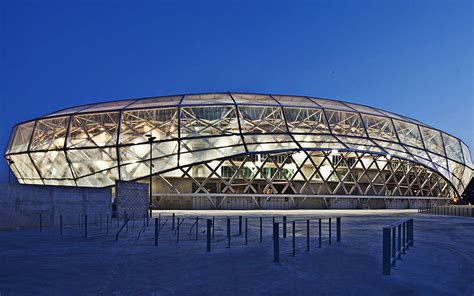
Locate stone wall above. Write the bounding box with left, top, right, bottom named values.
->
left=115, top=181, right=149, bottom=218
left=0, top=183, right=112, bottom=230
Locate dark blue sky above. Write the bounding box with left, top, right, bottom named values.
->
left=1, top=0, right=472, bottom=182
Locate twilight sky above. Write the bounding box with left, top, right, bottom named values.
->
left=0, top=0, right=472, bottom=183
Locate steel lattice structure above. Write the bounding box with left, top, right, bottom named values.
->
left=5, top=93, right=473, bottom=204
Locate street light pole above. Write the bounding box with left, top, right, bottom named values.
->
left=146, top=134, right=156, bottom=218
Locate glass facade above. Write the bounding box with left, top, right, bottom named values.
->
left=5, top=93, right=472, bottom=199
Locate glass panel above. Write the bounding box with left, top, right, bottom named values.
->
left=79, top=100, right=135, bottom=112
left=126, top=95, right=182, bottom=109
left=181, top=93, right=233, bottom=105
left=283, top=107, right=329, bottom=134
left=46, top=105, right=93, bottom=117
left=393, top=119, right=423, bottom=148
left=180, top=106, right=239, bottom=138
left=120, top=141, right=179, bottom=166
left=180, top=146, right=246, bottom=166
left=30, top=151, right=73, bottom=179
left=120, top=156, right=178, bottom=180
left=362, top=114, right=397, bottom=141
left=325, top=110, right=365, bottom=137
left=460, top=142, right=472, bottom=167
left=405, top=146, right=430, bottom=160
left=68, top=112, right=119, bottom=148
left=9, top=121, right=35, bottom=153
left=448, top=159, right=464, bottom=182
left=344, top=103, right=384, bottom=116
left=238, top=106, right=287, bottom=133
left=272, top=96, right=319, bottom=108
left=420, top=127, right=445, bottom=155
left=231, top=93, right=278, bottom=106
left=9, top=154, right=41, bottom=181
left=120, top=108, right=178, bottom=144
left=442, top=133, right=463, bottom=162
left=244, top=134, right=298, bottom=152
left=68, top=148, right=117, bottom=178
left=428, top=152, right=447, bottom=169
left=336, top=136, right=382, bottom=153
left=30, top=117, right=69, bottom=151
left=309, top=98, right=354, bottom=111
left=76, top=168, right=118, bottom=187
left=181, top=136, right=243, bottom=153
left=461, top=167, right=472, bottom=188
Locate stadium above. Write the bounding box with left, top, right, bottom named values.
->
left=4, top=93, right=473, bottom=209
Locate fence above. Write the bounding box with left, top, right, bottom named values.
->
left=382, top=219, right=414, bottom=275
left=418, top=206, right=474, bottom=217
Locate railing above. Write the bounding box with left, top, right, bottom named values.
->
left=418, top=206, right=474, bottom=217
left=382, top=219, right=413, bottom=275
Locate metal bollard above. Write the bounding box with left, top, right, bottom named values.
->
left=245, top=218, right=248, bottom=245
left=177, top=217, right=180, bottom=243
left=336, top=217, right=341, bottom=242
left=397, top=224, right=401, bottom=259
left=227, top=217, right=231, bottom=248
left=382, top=227, right=391, bottom=275
left=172, top=213, right=175, bottom=230
left=283, top=216, right=287, bottom=238
left=154, top=218, right=158, bottom=246
left=260, top=217, right=263, bottom=243
left=391, top=227, right=396, bottom=266
left=212, top=216, right=215, bottom=240
left=195, top=217, right=199, bottom=240
left=292, top=221, right=296, bottom=257
left=306, top=219, right=310, bottom=252
left=318, top=218, right=322, bottom=248
left=408, top=219, right=414, bottom=247
left=207, top=219, right=212, bottom=252
left=273, top=222, right=279, bottom=263
left=84, top=215, right=88, bottom=238
left=329, top=218, right=332, bottom=245
left=239, top=216, right=242, bottom=236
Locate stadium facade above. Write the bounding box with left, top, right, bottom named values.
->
left=5, top=93, right=473, bottom=209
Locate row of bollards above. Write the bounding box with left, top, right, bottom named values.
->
left=382, top=218, right=414, bottom=275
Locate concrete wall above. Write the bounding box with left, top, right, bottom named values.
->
left=115, top=181, right=149, bottom=218
left=0, top=183, right=112, bottom=230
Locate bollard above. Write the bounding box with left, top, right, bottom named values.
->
left=397, top=224, right=401, bottom=259
left=259, top=217, right=263, bottom=243
left=177, top=217, right=180, bottom=243
left=245, top=218, right=248, bottom=245
left=329, top=218, right=332, bottom=245
left=154, top=218, right=158, bottom=246
left=292, top=221, right=296, bottom=257
left=382, top=227, right=391, bottom=275
left=212, top=216, right=215, bottom=240
left=60, top=215, right=63, bottom=236
left=391, top=227, right=396, bottom=266
left=39, top=214, right=42, bottom=232
left=239, top=216, right=242, bottom=236
left=172, top=213, right=175, bottom=230
left=207, top=219, right=212, bottom=252
left=273, top=222, right=279, bottom=262
left=402, top=221, right=406, bottom=254
left=84, top=215, right=88, bottom=238
left=318, top=218, right=322, bottom=248
left=195, top=217, right=199, bottom=240
left=336, top=217, right=341, bottom=242
left=227, top=217, right=231, bottom=248
left=283, top=216, right=287, bottom=238
left=306, top=219, right=310, bottom=252
left=407, top=219, right=414, bottom=247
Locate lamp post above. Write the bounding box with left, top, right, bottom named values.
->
left=146, top=134, right=156, bottom=218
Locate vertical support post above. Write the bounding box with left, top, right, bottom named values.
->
left=259, top=217, right=263, bottom=243
left=273, top=222, right=279, bottom=263
left=391, top=227, right=396, bottom=266
left=402, top=221, right=406, bottom=254
left=397, top=224, right=401, bottom=259
left=172, top=213, right=175, bottom=230
left=245, top=218, right=248, bottom=245
left=195, top=217, right=199, bottom=240
left=336, top=217, right=341, bottom=242
left=382, top=227, right=391, bottom=275
left=84, top=215, right=88, bottom=238
left=60, top=215, right=63, bottom=236
left=318, top=218, right=322, bottom=248
left=283, top=216, right=287, bottom=238
left=39, top=214, right=42, bottom=232
left=292, top=221, right=296, bottom=257
left=154, top=218, right=158, bottom=246
left=207, top=219, right=212, bottom=252
left=177, top=217, right=180, bottom=243
left=227, top=217, right=231, bottom=248
left=239, top=216, right=242, bottom=236
left=306, top=219, right=310, bottom=252
left=408, top=219, right=414, bottom=247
